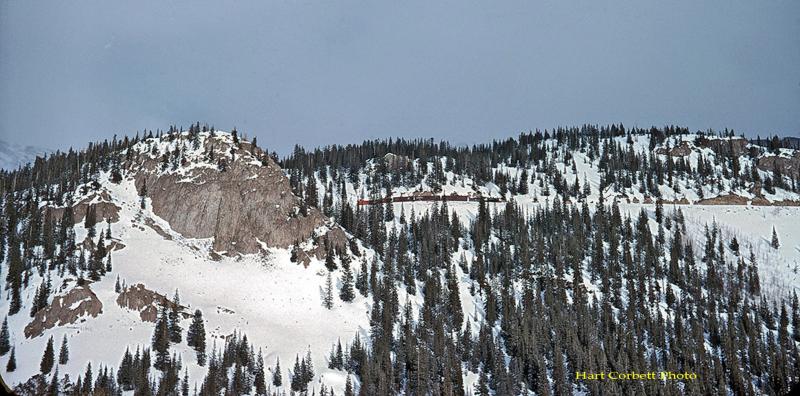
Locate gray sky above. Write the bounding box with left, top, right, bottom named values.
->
left=1, top=1, right=798, bottom=154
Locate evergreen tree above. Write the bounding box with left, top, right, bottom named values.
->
left=152, top=304, right=171, bottom=371
left=356, top=259, right=369, bottom=296
left=305, top=173, right=319, bottom=208
left=324, top=271, right=334, bottom=309
left=48, top=366, right=60, bottom=396
left=291, top=354, right=303, bottom=391
left=325, top=244, right=337, bottom=271
left=340, top=259, right=355, bottom=302
left=771, top=226, right=780, bottom=249
left=272, top=357, right=283, bottom=387
left=6, top=347, right=15, bottom=372
left=254, top=350, right=267, bottom=395
left=168, top=290, right=182, bottom=343
left=446, top=264, right=464, bottom=330
left=186, top=309, right=206, bottom=365
left=0, top=316, right=10, bottom=356
left=40, top=335, right=55, bottom=374
left=181, top=368, right=189, bottom=396
left=82, top=362, right=93, bottom=394
left=345, top=375, right=354, bottom=396
left=58, top=334, right=69, bottom=365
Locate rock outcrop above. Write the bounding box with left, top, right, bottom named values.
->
left=696, top=137, right=749, bottom=157
left=45, top=191, right=121, bottom=225
left=116, top=283, right=188, bottom=322
left=25, top=286, right=103, bottom=338
left=696, top=194, right=749, bottom=205
left=757, top=151, right=800, bottom=176
left=656, top=141, right=692, bottom=157
left=129, top=134, right=332, bottom=255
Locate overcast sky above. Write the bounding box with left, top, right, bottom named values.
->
left=1, top=1, right=798, bottom=154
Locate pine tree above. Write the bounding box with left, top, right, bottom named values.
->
left=82, top=362, right=93, bottom=394
left=48, top=366, right=60, bottom=396
left=40, top=335, right=55, bottom=374
left=181, top=368, right=189, bottom=396
left=446, top=265, right=464, bottom=330
left=168, top=290, right=182, bottom=343
left=340, top=260, right=355, bottom=302
left=106, top=253, right=113, bottom=272
left=186, top=309, right=206, bottom=365
left=152, top=304, right=171, bottom=371
left=729, top=236, right=740, bottom=255
left=477, top=369, right=489, bottom=395
left=771, top=226, right=780, bottom=249
left=305, top=173, right=319, bottom=208
left=6, top=347, right=15, bottom=372
left=325, top=244, right=337, bottom=271
left=291, top=354, right=303, bottom=391
left=118, top=347, right=134, bottom=390
left=254, top=350, right=267, bottom=395
left=272, top=357, right=283, bottom=387
left=356, top=259, right=369, bottom=296
left=0, top=316, right=10, bottom=356
left=323, top=271, right=334, bottom=309
left=345, top=375, right=354, bottom=396
left=58, top=334, right=69, bottom=364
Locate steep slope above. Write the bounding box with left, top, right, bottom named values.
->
left=124, top=131, right=337, bottom=255
left=0, top=130, right=368, bottom=394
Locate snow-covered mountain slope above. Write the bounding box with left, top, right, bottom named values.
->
left=1, top=126, right=799, bottom=395
left=2, top=172, right=371, bottom=393
left=0, top=139, right=48, bottom=171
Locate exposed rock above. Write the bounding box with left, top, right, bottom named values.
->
left=108, top=240, right=126, bottom=251
left=663, top=197, right=690, bottom=205
left=144, top=217, right=173, bottom=241
left=24, top=286, right=103, bottom=338
left=769, top=200, right=800, bottom=206
left=695, top=136, right=748, bottom=157
left=130, top=134, right=331, bottom=255
left=751, top=197, right=800, bottom=207
left=751, top=196, right=771, bottom=206
left=116, top=283, right=188, bottom=322
left=383, top=153, right=411, bottom=170
left=656, top=141, right=692, bottom=157
left=46, top=191, right=121, bottom=225
left=696, top=194, right=749, bottom=205
left=756, top=151, right=800, bottom=176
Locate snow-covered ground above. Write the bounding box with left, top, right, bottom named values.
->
left=3, top=131, right=799, bottom=394
left=0, top=175, right=372, bottom=393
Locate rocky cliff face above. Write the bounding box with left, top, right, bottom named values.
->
left=757, top=151, right=800, bottom=175
left=25, top=286, right=103, bottom=338
left=116, top=283, right=188, bottom=322
left=128, top=132, right=335, bottom=255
